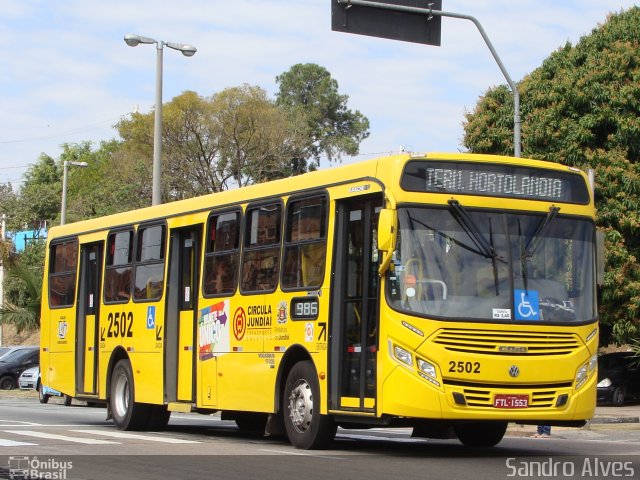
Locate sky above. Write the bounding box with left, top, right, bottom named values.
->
left=0, top=0, right=638, bottom=188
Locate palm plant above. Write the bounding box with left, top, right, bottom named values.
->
left=0, top=261, right=42, bottom=334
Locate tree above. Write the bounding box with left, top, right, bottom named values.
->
left=462, top=7, right=640, bottom=343
left=275, top=63, right=370, bottom=173
left=212, top=84, right=300, bottom=188
left=10, top=153, right=60, bottom=234
left=117, top=87, right=302, bottom=198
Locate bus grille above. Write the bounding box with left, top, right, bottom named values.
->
left=459, top=386, right=560, bottom=408
left=432, top=328, right=581, bottom=356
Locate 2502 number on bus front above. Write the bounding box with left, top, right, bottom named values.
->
left=448, top=361, right=480, bottom=374
left=107, top=312, right=133, bottom=338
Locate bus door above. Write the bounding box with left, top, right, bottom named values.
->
left=165, top=227, right=201, bottom=403
left=330, top=196, right=382, bottom=412
left=75, top=242, right=102, bottom=395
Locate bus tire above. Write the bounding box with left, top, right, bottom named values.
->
left=38, top=382, right=50, bottom=404
left=110, top=359, right=149, bottom=430
left=283, top=360, right=336, bottom=449
left=146, top=404, right=171, bottom=431
left=63, top=395, right=72, bottom=406
left=454, top=420, right=507, bottom=447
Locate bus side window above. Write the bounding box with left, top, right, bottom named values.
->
left=133, top=225, right=166, bottom=302
left=282, top=195, right=327, bottom=290
left=241, top=203, right=282, bottom=293
left=104, top=230, right=133, bottom=303
left=49, top=239, right=79, bottom=307
left=203, top=210, right=241, bottom=297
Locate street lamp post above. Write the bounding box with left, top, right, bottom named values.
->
left=124, top=34, right=197, bottom=206
left=61, top=161, right=88, bottom=225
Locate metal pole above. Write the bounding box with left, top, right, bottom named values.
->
left=0, top=214, right=5, bottom=346
left=61, top=161, right=69, bottom=225
left=152, top=43, right=164, bottom=206
left=336, top=0, right=521, bottom=157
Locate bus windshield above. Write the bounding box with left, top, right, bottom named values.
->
left=386, top=206, right=596, bottom=324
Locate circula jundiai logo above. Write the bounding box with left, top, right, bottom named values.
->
left=233, top=307, right=246, bottom=341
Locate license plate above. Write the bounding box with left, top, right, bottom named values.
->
left=493, top=394, right=529, bottom=408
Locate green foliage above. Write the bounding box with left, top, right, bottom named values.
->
left=10, top=154, right=60, bottom=233
left=463, top=7, right=640, bottom=342
left=276, top=63, right=370, bottom=171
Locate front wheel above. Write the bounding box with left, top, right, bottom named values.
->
left=283, top=360, right=336, bottom=449
left=454, top=421, right=507, bottom=447
left=38, top=382, right=50, bottom=404
left=109, top=359, right=149, bottom=430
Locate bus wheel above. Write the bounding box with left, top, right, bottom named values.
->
left=283, top=360, right=336, bottom=449
left=454, top=421, right=507, bottom=447
left=63, top=395, right=72, bottom=406
left=146, top=404, right=171, bottom=431
left=110, top=359, right=149, bottom=430
left=38, top=382, right=50, bottom=404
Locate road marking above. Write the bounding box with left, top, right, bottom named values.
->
left=258, top=448, right=346, bottom=460
left=0, top=438, right=38, bottom=446
left=71, top=429, right=200, bottom=444
left=3, top=430, right=118, bottom=444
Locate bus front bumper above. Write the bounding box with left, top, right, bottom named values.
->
left=381, top=365, right=597, bottom=424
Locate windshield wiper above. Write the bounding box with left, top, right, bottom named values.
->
left=525, top=206, right=560, bottom=258
left=520, top=206, right=560, bottom=292
left=448, top=199, right=505, bottom=296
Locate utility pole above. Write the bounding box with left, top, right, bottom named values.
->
left=0, top=214, right=5, bottom=346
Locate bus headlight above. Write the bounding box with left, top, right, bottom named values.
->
left=417, top=358, right=437, bottom=379
left=393, top=345, right=413, bottom=367
left=588, top=354, right=597, bottom=372
left=575, top=364, right=588, bottom=389
left=417, top=358, right=440, bottom=386
left=576, top=354, right=598, bottom=390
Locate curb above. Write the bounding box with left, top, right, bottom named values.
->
left=590, top=416, right=639, bottom=424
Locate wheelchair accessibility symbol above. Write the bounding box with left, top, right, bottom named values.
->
left=147, top=306, right=156, bottom=329
left=514, top=289, right=540, bottom=321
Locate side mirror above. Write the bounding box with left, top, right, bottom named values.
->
left=377, top=208, right=395, bottom=252
left=377, top=208, right=397, bottom=275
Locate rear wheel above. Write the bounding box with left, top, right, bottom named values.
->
left=454, top=421, right=507, bottom=447
left=38, top=382, right=50, bottom=404
left=110, top=359, right=149, bottom=430
left=283, top=360, right=336, bottom=449
left=612, top=386, right=625, bottom=406
left=0, top=376, right=16, bottom=390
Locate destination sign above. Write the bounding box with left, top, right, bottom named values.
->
left=401, top=160, right=590, bottom=204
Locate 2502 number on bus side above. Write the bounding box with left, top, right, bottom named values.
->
left=107, top=312, right=133, bottom=338
left=448, top=361, right=481, bottom=374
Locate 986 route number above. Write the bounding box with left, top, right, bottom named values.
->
left=448, top=361, right=480, bottom=374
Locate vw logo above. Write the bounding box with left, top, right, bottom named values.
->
left=508, top=365, right=520, bottom=378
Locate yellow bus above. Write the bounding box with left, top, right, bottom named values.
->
left=40, top=152, right=601, bottom=448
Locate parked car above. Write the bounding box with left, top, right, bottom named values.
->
left=597, top=352, right=640, bottom=406
left=0, top=345, right=37, bottom=361
left=0, top=346, right=39, bottom=390
left=18, top=366, right=67, bottom=404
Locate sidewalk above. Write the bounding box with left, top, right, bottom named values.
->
left=506, top=404, right=640, bottom=438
